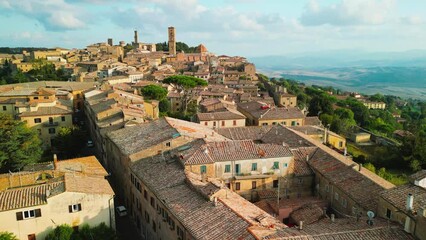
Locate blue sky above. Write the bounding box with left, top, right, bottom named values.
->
left=0, top=0, right=425, bottom=57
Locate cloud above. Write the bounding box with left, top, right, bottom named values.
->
left=0, top=0, right=87, bottom=31
left=300, top=0, right=396, bottom=26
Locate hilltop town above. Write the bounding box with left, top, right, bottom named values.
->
left=0, top=27, right=425, bottom=240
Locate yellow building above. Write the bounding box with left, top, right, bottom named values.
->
left=0, top=156, right=115, bottom=240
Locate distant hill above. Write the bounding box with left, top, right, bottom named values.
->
left=0, top=47, right=49, bottom=54
left=251, top=50, right=426, bottom=100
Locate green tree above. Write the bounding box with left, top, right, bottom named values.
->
left=141, top=85, right=167, bottom=101
left=53, top=126, right=85, bottom=159
left=0, top=113, right=42, bottom=172
left=363, top=162, right=376, bottom=173
left=45, top=224, right=74, bottom=240
left=308, top=94, right=335, bottom=116
left=159, top=98, right=171, bottom=113
left=0, top=232, right=18, bottom=240
left=163, top=75, right=207, bottom=114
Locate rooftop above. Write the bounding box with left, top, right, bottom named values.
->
left=237, top=101, right=305, bottom=120
left=380, top=183, right=426, bottom=215
left=196, top=109, right=245, bottom=121
left=19, top=105, right=72, bottom=117
left=216, top=126, right=272, bottom=140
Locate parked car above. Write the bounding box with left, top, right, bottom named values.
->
left=86, top=140, right=94, bottom=147
left=116, top=206, right=127, bottom=217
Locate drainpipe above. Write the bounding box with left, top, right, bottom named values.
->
left=109, top=196, right=115, bottom=230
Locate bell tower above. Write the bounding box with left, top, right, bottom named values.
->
left=168, top=27, right=176, bottom=55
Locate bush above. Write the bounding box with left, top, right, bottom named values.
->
left=0, top=232, right=18, bottom=240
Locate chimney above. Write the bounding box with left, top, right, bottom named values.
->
left=323, top=207, right=328, bottom=217
left=213, top=197, right=218, bottom=207
left=330, top=214, right=335, bottom=222
left=53, top=154, right=58, bottom=170
left=406, top=193, right=414, bottom=212
left=299, top=221, right=303, bottom=230
left=306, top=155, right=309, bottom=161
left=358, top=163, right=362, bottom=171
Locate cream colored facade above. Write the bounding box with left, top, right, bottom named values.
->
left=278, top=94, right=297, bottom=107
left=0, top=192, right=114, bottom=240
left=199, top=118, right=245, bottom=129
left=14, top=62, right=34, bottom=72
left=258, top=118, right=304, bottom=127
left=362, top=101, right=386, bottom=110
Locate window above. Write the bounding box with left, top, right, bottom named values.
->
left=48, top=128, right=55, bottom=134
left=233, top=120, right=236, bottom=126
left=235, top=164, right=241, bottom=174
left=61, top=116, right=66, bottom=122
left=221, top=121, right=225, bottom=126
left=272, top=122, right=277, bottom=125
left=34, top=118, right=41, bottom=123
left=273, top=162, right=279, bottom=169
left=200, top=165, right=207, bottom=173
left=44, top=96, right=49, bottom=99
left=251, top=163, right=257, bottom=171
left=325, top=185, right=329, bottom=192
left=169, top=218, right=175, bottom=230
left=339, top=141, right=343, bottom=148
left=282, top=121, right=286, bottom=125
left=69, top=204, right=82, bottom=213
left=291, top=121, right=297, bottom=126
left=152, top=220, right=156, bottom=232
left=298, top=178, right=303, bottom=184
left=49, top=117, right=53, bottom=124
left=16, top=209, right=41, bottom=220
left=204, top=122, right=208, bottom=126
left=224, top=164, right=231, bottom=173
left=27, top=234, right=36, bottom=240
left=386, top=209, right=392, bottom=219
left=273, top=180, right=279, bottom=188
left=262, top=123, right=268, bottom=126
left=341, top=198, right=347, bottom=208
left=33, top=97, right=39, bottom=100
left=252, top=181, right=257, bottom=189
left=283, top=163, right=288, bottom=168
left=177, top=226, right=184, bottom=239
left=166, top=142, right=171, bottom=147
left=144, top=211, right=150, bottom=223
left=235, top=182, right=241, bottom=190
left=150, top=197, right=155, bottom=208
left=335, top=192, right=339, bottom=200
left=144, top=190, right=148, bottom=200
left=213, top=122, right=216, bottom=127
left=2, top=106, right=6, bottom=111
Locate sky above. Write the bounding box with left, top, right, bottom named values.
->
left=0, top=0, right=426, bottom=57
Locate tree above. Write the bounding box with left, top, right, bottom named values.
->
left=0, top=113, right=42, bottom=172
left=141, top=85, right=167, bottom=101
left=159, top=98, right=171, bottom=113
left=0, top=232, right=18, bottom=240
left=45, top=224, right=74, bottom=240
left=53, top=126, right=85, bottom=159
left=308, top=94, right=334, bottom=116
left=163, top=75, right=207, bottom=114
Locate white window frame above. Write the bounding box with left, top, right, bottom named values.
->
left=23, top=210, right=36, bottom=219
left=71, top=204, right=81, bottom=212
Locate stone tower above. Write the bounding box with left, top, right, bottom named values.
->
left=168, top=27, right=176, bottom=55
left=134, top=30, right=139, bottom=44
left=107, top=38, right=113, bottom=46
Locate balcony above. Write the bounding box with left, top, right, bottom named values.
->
left=42, top=122, right=59, bottom=127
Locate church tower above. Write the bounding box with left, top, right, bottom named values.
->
left=168, top=27, right=176, bottom=55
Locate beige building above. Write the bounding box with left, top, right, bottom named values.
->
left=0, top=156, right=115, bottom=240
left=361, top=100, right=386, bottom=109
left=292, top=125, right=347, bottom=151
left=0, top=87, right=73, bottom=147
left=195, top=109, right=246, bottom=128
left=237, top=101, right=305, bottom=126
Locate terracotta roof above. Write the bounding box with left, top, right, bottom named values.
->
left=303, top=116, right=322, bottom=126
left=0, top=181, right=64, bottom=211
left=197, top=110, right=245, bottom=121
left=55, top=156, right=108, bottom=176
left=130, top=154, right=256, bottom=240
left=290, top=204, right=324, bottom=225
left=216, top=126, right=272, bottom=140
left=380, top=183, right=426, bottom=215
left=291, top=147, right=317, bottom=176
left=19, top=105, right=72, bottom=117
left=237, top=101, right=305, bottom=120
left=261, top=125, right=315, bottom=148
left=64, top=173, right=114, bottom=195
left=183, top=140, right=293, bottom=165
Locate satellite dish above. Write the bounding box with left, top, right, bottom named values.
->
left=367, top=211, right=375, bottom=219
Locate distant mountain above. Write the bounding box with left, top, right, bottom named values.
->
left=250, top=50, right=426, bottom=99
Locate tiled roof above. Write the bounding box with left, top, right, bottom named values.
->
left=409, top=170, right=426, bottom=182
left=261, top=125, right=315, bottom=148
left=265, top=217, right=414, bottom=239
left=237, top=101, right=305, bottom=120
left=165, top=117, right=228, bottom=142
left=290, top=204, right=324, bottom=225
left=304, top=116, right=321, bottom=126
left=130, top=154, right=256, bottom=240
left=64, top=173, right=114, bottom=195
left=380, top=183, right=426, bottom=215
left=90, top=98, right=117, bottom=114
left=19, top=105, right=72, bottom=117
left=197, top=110, right=245, bottom=121
left=291, top=147, right=317, bottom=176
left=291, top=126, right=323, bottom=136
left=216, top=126, right=272, bottom=140
left=0, top=181, right=64, bottom=211
left=55, top=156, right=108, bottom=176
left=107, top=118, right=179, bottom=156
left=183, top=140, right=293, bottom=165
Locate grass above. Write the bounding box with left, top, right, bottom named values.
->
left=347, top=143, right=369, bottom=158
